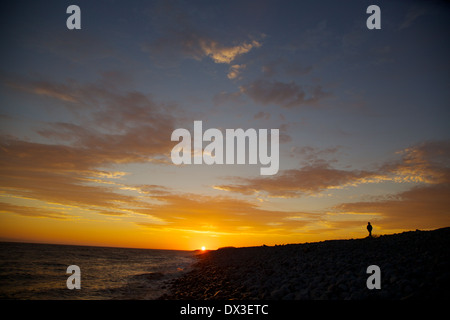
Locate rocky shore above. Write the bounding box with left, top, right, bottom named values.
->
left=160, top=228, right=450, bottom=300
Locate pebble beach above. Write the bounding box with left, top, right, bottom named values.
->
left=161, top=228, right=450, bottom=300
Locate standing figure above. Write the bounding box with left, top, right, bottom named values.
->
left=367, top=222, right=373, bottom=237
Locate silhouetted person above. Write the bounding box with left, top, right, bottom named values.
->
left=367, top=222, right=373, bottom=237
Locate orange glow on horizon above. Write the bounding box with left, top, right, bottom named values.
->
left=0, top=205, right=425, bottom=251
left=1, top=176, right=448, bottom=251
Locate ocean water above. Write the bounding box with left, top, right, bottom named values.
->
left=0, top=242, right=196, bottom=300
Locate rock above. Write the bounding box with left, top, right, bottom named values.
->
left=271, top=286, right=288, bottom=299
left=282, top=293, right=295, bottom=300
left=338, top=283, right=348, bottom=292
left=389, top=275, right=397, bottom=284
left=160, top=227, right=450, bottom=300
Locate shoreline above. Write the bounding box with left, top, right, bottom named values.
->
left=159, top=227, right=450, bottom=300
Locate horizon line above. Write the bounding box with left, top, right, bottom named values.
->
left=2, top=226, right=447, bottom=252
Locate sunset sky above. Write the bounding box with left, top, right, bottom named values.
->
left=1, top=0, right=449, bottom=250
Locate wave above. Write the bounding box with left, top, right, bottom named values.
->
left=0, top=242, right=196, bottom=299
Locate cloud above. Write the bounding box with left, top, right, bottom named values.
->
left=227, top=64, right=246, bottom=80
left=0, top=130, right=321, bottom=237
left=215, top=163, right=379, bottom=198
left=201, top=40, right=261, bottom=64
left=4, top=78, right=78, bottom=103
left=0, top=202, right=69, bottom=219
left=211, top=140, right=450, bottom=234
left=0, top=135, right=176, bottom=226
left=2, top=72, right=322, bottom=237
left=0, top=73, right=182, bottom=223
left=399, top=5, right=429, bottom=30
left=133, top=192, right=320, bottom=235
left=239, top=79, right=331, bottom=108
left=0, top=138, right=142, bottom=209
left=386, top=140, right=450, bottom=184
left=3, top=74, right=177, bottom=161
left=142, top=2, right=262, bottom=67
left=0, top=123, right=322, bottom=233
left=334, top=183, right=450, bottom=230
left=215, top=140, right=450, bottom=198
left=0, top=135, right=323, bottom=238
left=337, top=140, right=450, bottom=229
left=146, top=32, right=261, bottom=66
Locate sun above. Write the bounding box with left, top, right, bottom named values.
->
left=201, top=246, right=206, bottom=251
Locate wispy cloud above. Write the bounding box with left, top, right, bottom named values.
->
left=0, top=72, right=183, bottom=224
left=384, top=140, right=450, bottom=184
left=3, top=74, right=178, bottom=161
left=133, top=192, right=320, bottom=235
left=0, top=202, right=69, bottom=219
left=0, top=138, right=142, bottom=210
left=399, top=5, right=429, bottom=30
left=334, top=183, right=450, bottom=230
left=227, top=64, right=246, bottom=80
left=215, top=163, right=380, bottom=198
left=215, top=140, right=450, bottom=198
left=239, top=79, right=331, bottom=108
left=142, top=1, right=262, bottom=69
left=146, top=34, right=261, bottom=67
left=2, top=71, right=323, bottom=237
left=201, top=40, right=261, bottom=64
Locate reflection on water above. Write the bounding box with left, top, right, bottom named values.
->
left=0, top=242, right=196, bottom=299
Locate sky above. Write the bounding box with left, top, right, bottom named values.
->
left=0, top=0, right=449, bottom=250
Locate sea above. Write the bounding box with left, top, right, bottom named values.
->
left=0, top=241, right=197, bottom=300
